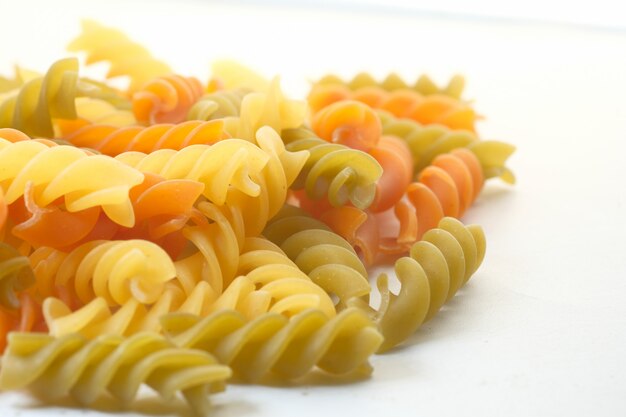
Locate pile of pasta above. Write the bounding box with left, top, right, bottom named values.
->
left=0, top=20, right=515, bottom=416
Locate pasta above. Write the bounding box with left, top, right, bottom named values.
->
left=161, top=307, right=383, bottom=381
left=65, top=119, right=230, bottom=156
left=264, top=205, right=371, bottom=305
left=308, top=84, right=477, bottom=132
left=0, top=243, right=35, bottom=309
left=0, top=331, right=231, bottom=416
left=0, top=138, right=144, bottom=227
left=133, top=74, right=204, bottom=125
left=0, top=19, right=516, bottom=416
left=68, top=20, right=172, bottom=92
left=30, top=239, right=177, bottom=306
left=348, top=217, right=485, bottom=352
left=55, top=97, right=136, bottom=137
left=0, top=58, right=79, bottom=137
left=378, top=110, right=516, bottom=183
left=281, top=127, right=383, bottom=209
left=187, top=88, right=251, bottom=121
left=315, top=72, right=466, bottom=99
left=114, top=138, right=270, bottom=205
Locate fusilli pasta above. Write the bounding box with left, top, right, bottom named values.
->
left=0, top=331, right=231, bottom=416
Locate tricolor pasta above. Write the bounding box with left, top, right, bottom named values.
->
left=0, top=19, right=516, bottom=417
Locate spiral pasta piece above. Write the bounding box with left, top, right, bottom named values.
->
left=316, top=72, right=465, bottom=99
left=162, top=307, right=383, bottom=381
left=40, top=239, right=177, bottom=306
left=0, top=293, right=46, bottom=354
left=115, top=138, right=270, bottom=205
left=309, top=84, right=477, bottom=132
left=66, top=119, right=230, bottom=156
left=0, top=139, right=144, bottom=227
left=187, top=88, right=250, bottom=121
left=379, top=110, right=516, bottom=183
left=282, top=127, right=382, bottom=210
left=264, top=205, right=371, bottom=306
left=212, top=126, right=309, bottom=238
left=229, top=77, right=307, bottom=141
left=0, top=331, right=231, bottom=416
left=68, top=20, right=172, bottom=92
left=0, top=58, right=79, bottom=137
left=133, top=74, right=204, bottom=125
left=227, top=237, right=336, bottom=318
left=0, top=243, right=35, bottom=309
left=348, top=217, right=485, bottom=352
left=312, top=100, right=382, bottom=152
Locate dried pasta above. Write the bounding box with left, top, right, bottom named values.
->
left=379, top=110, right=516, bottom=183
left=0, top=58, right=79, bottom=137
left=308, top=84, right=477, bottom=132
left=30, top=239, right=177, bottom=306
left=187, top=88, right=251, bottom=121
left=66, top=119, right=230, bottom=156
left=282, top=127, right=383, bottom=209
left=161, top=307, right=383, bottom=381
left=264, top=205, right=371, bottom=305
left=348, top=217, right=485, bottom=351
left=0, top=243, right=35, bottom=309
left=133, top=74, right=204, bottom=125
left=114, top=138, right=270, bottom=205
left=316, top=72, right=466, bottom=99
left=0, top=331, right=231, bottom=416
left=0, top=138, right=144, bottom=227
left=68, top=20, right=172, bottom=92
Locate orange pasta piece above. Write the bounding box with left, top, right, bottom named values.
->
left=369, top=135, right=413, bottom=213
left=312, top=101, right=381, bottom=152
left=66, top=119, right=229, bottom=156
left=133, top=74, right=204, bottom=125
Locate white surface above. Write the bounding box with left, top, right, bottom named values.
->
left=1, top=1, right=626, bottom=416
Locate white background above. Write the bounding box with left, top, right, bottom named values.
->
left=1, top=0, right=626, bottom=416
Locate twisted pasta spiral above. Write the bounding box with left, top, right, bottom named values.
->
left=316, top=72, right=465, bottom=99
left=68, top=20, right=172, bottom=92
left=33, top=239, right=177, bottom=306
left=282, top=127, right=383, bottom=209
left=0, top=243, right=35, bottom=309
left=264, top=205, right=371, bottom=306
left=308, top=84, right=477, bottom=132
left=348, top=217, right=486, bottom=352
left=0, top=58, right=79, bottom=137
left=378, top=110, right=516, bottom=183
left=161, top=307, right=383, bottom=381
left=133, top=74, right=204, bottom=125
left=66, top=119, right=230, bottom=156
left=0, top=139, right=144, bottom=227
left=115, top=138, right=270, bottom=205
left=0, top=331, right=231, bottom=416
left=187, top=88, right=250, bottom=121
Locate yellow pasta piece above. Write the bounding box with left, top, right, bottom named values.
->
left=68, top=20, right=172, bottom=92
left=161, top=307, right=383, bottom=381
left=34, top=239, right=177, bottom=306
left=115, top=139, right=270, bottom=205
left=0, top=139, right=144, bottom=227
left=0, top=331, right=231, bottom=416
